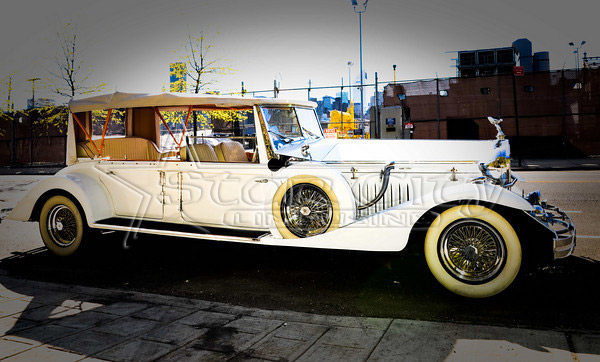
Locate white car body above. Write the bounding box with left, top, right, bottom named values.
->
left=7, top=92, right=576, bottom=297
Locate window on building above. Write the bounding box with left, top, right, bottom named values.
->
left=497, top=49, right=514, bottom=64
left=480, top=87, right=492, bottom=95
left=478, top=51, right=495, bottom=65
left=459, top=52, right=476, bottom=66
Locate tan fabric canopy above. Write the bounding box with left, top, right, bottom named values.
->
left=68, top=91, right=316, bottom=113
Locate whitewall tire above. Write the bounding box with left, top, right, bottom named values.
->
left=424, top=205, right=521, bottom=298
left=272, top=175, right=340, bottom=239
left=39, top=195, right=86, bottom=256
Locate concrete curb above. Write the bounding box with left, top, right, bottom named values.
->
left=0, top=275, right=598, bottom=361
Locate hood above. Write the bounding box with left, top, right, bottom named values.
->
left=276, top=138, right=510, bottom=165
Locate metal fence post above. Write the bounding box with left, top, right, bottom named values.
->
left=375, top=72, right=379, bottom=139
left=10, top=113, right=15, bottom=166
left=29, top=111, right=33, bottom=166
left=436, top=78, right=441, bottom=139
left=561, top=69, right=567, bottom=155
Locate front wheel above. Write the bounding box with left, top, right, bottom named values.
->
left=39, top=195, right=86, bottom=256
left=272, top=175, right=340, bottom=239
left=424, top=205, right=521, bottom=298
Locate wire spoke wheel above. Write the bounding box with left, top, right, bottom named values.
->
left=47, top=205, right=78, bottom=247
left=439, top=219, right=506, bottom=283
left=40, top=195, right=86, bottom=256
left=281, top=183, right=333, bottom=237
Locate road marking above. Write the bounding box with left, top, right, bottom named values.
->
left=563, top=210, right=582, bottom=213
left=577, top=235, right=600, bottom=239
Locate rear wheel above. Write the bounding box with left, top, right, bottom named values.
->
left=424, top=205, right=521, bottom=298
left=39, top=195, right=86, bottom=256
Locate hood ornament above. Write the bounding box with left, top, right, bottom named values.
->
left=487, top=116, right=505, bottom=147
left=301, top=144, right=312, bottom=161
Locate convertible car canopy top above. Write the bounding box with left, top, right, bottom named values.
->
left=68, top=92, right=317, bottom=113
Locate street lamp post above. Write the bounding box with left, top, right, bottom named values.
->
left=347, top=61, right=353, bottom=107
left=351, top=0, right=368, bottom=127
left=26, top=77, right=40, bottom=109
left=569, top=41, right=586, bottom=79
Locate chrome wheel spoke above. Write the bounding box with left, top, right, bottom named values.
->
left=47, top=205, right=78, bottom=247
left=281, top=183, right=333, bottom=237
left=439, top=219, right=506, bottom=283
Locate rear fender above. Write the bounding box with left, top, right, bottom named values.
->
left=7, top=172, right=114, bottom=225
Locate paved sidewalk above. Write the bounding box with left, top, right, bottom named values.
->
left=0, top=275, right=598, bottom=361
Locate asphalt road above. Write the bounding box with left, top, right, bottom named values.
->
left=0, top=171, right=598, bottom=333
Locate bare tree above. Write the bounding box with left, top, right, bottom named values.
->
left=50, top=23, right=105, bottom=98
left=183, top=33, right=230, bottom=94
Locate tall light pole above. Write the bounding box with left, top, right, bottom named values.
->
left=569, top=41, right=586, bottom=78
left=347, top=61, right=354, bottom=106
left=351, top=0, right=368, bottom=126
left=26, top=77, right=41, bottom=109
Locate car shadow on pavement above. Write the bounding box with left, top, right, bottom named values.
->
left=0, top=234, right=598, bottom=359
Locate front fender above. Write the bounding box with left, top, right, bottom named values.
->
left=410, top=182, right=534, bottom=212
left=7, top=169, right=114, bottom=225
left=260, top=182, right=534, bottom=252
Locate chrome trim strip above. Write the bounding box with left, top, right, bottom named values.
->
left=90, top=223, right=265, bottom=243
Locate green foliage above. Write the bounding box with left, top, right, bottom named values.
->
left=92, top=109, right=125, bottom=137
left=170, top=32, right=232, bottom=94
left=169, top=62, right=187, bottom=93
left=34, top=106, right=67, bottom=136
left=159, top=109, right=248, bottom=132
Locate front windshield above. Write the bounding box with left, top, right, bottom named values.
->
left=261, top=106, right=323, bottom=149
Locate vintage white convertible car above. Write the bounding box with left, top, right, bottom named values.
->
left=7, top=92, right=576, bottom=298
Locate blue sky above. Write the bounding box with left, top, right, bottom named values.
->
left=1, top=0, right=596, bottom=108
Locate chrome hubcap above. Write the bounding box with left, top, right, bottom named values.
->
left=281, top=183, right=333, bottom=237
left=439, top=219, right=506, bottom=283
left=47, top=205, right=78, bottom=247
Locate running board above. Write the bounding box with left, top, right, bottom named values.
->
left=90, top=222, right=267, bottom=243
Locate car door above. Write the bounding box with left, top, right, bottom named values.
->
left=96, top=162, right=164, bottom=220
left=180, top=162, right=274, bottom=230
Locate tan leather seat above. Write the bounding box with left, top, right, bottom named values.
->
left=181, top=143, right=218, bottom=162
left=76, top=137, right=165, bottom=160
left=215, top=141, right=249, bottom=162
